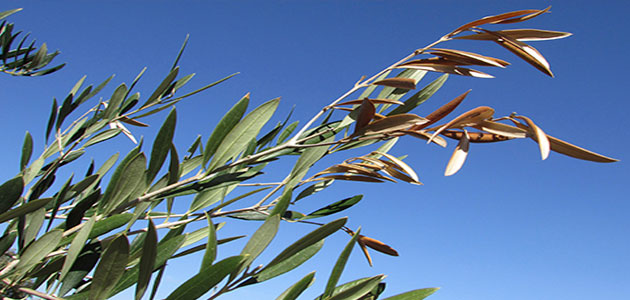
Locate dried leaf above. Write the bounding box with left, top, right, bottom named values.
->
left=477, top=120, right=528, bottom=138
left=372, top=78, right=416, bottom=90
left=441, top=130, right=512, bottom=143
left=353, top=114, right=427, bottom=136
left=119, top=116, right=149, bottom=127
left=429, top=48, right=509, bottom=67
left=547, top=135, right=618, bottom=163
left=445, top=133, right=470, bottom=176
left=354, top=99, right=376, bottom=134
left=357, top=238, right=373, bottom=267
left=513, top=116, right=550, bottom=160
left=373, top=152, right=419, bottom=183
left=358, top=235, right=399, bottom=256
left=397, top=63, right=494, bottom=78
left=316, top=163, right=395, bottom=182
left=314, top=174, right=384, bottom=183
left=381, top=163, right=422, bottom=185
left=455, top=29, right=572, bottom=41
left=336, top=98, right=405, bottom=106
left=482, top=29, right=553, bottom=77
left=450, top=7, right=550, bottom=36
left=428, top=106, right=495, bottom=142
left=495, top=7, right=551, bottom=24
left=414, top=90, right=471, bottom=130
left=401, top=130, right=448, bottom=147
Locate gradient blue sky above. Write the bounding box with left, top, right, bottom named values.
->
left=1, top=1, right=628, bottom=300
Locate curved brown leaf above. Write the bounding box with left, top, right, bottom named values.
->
left=358, top=235, right=399, bottom=256
left=441, top=130, right=512, bottom=143
left=380, top=161, right=422, bottom=185
left=353, top=114, right=427, bottom=136
left=495, top=7, right=551, bottom=24
left=546, top=135, right=618, bottom=163
left=454, top=29, right=572, bottom=41
left=445, top=133, right=470, bottom=176
left=428, top=106, right=495, bottom=142
left=314, top=174, right=385, bottom=183
left=397, top=63, right=494, bottom=78
left=372, top=78, right=416, bottom=90
left=482, top=29, right=553, bottom=77
left=429, top=48, right=509, bottom=67
left=336, top=98, right=405, bottom=106
left=374, top=152, right=420, bottom=183
left=119, top=116, right=149, bottom=127
left=449, top=7, right=550, bottom=36
left=354, top=99, right=376, bottom=134
left=357, top=238, right=373, bottom=267
left=401, top=130, right=448, bottom=147
left=513, top=116, right=550, bottom=160
left=476, top=120, right=528, bottom=138
left=414, top=90, right=471, bottom=130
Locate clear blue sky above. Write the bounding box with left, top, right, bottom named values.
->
left=1, top=1, right=628, bottom=300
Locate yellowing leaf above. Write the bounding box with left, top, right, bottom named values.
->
left=445, top=133, right=470, bottom=176
left=372, top=78, right=416, bottom=90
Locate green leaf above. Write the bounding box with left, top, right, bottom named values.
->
left=381, top=288, right=440, bottom=300
left=275, top=271, right=316, bottom=300
left=90, top=234, right=129, bottom=300
left=142, top=67, right=179, bottom=108
left=0, top=176, right=24, bottom=213
left=136, top=219, right=158, bottom=300
left=236, top=214, right=281, bottom=276
left=147, top=108, right=177, bottom=183
left=286, top=135, right=335, bottom=188
left=20, top=132, right=33, bottom=171
left=103, top=83, right=128, bottom=120
left=201, top=212, right=217, bottom=270
left=45, top=98, right=58, bottom=143
left=59, top=241, right=102, bottom=297
left=377, top=69, right=427, bottom=113
left=171, top=34, right=189, bottom=70
left=0, top=231, right=17, bottom=256
left=22, top=207, right=45, bottom=246
left=0, top=8, right=22, bottom=20
left=327, top=275, right=385, bottom=300
left=59, top=215, right=96, bottom=282
left=302, top=195, right=362, bottom=220
left=294, top=179, right=334, bottom=202
left=256, top=239, right=324, bottom=282
left=387, top=74, right=448, bottom=116
left=14, top=229, right=62, bottom=276
left=323, top=228, right=361, bottom=298
left=83, top=128, right=121, bottom=148
left=269, top=189, right=293, bottom=217
left=208, top=97, right=280, bottom=171
left=0, top=197, right=52, bottom=224
left=165, top=255, right=247, bottom=300
left=103, top=153, right=146, bottom=214
left=266, top=217, right=347, bottom=268
left=277, top=121, right=299, bottom=145
left=60, top=213, right=133, bottom=247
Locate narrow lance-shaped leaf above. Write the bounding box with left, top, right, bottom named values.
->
left=353, top=114, right=427, bottom=137
left=380, top=288, right=440, bottom=300
left=253, top=239, right=324, bottom=283
left=203, top=93, right=249, bottom=166
left=323, top=227, right=361, bottom=298
left=136, top=219, right=158, bottom=300
left=482, top=29, right=554, bottom=77
left=327, top=275, right=385, bottom=300
left=208, top=97, right=279, bottom=171
left=147, top=108, right=176, bottom=183
left=373, top=77, right=416, bottom=90
left=449, top=7, right=550, bottom=36
left=45, top=98, right=57, bottom=143
left=102, top=83, right=128, bottom=120
left=302, top=195, right=362, bottom=220
left=0, top=197, right=52, bottom=224
left=412, top=90, right=470, bottom=130
left=59, top=215, right=96, bottom=282
left=200, top=212, right=217, bottom=270
left=103, top=153, right=146, bottom=214
left=90, top=234, right=129, bottom=300
left=142, top=67, right=179, bottom=108
left=20, top=132, right=33, bottom=171
left=514, top=115, right=550, bottom=160
left=234, top=214, right=281, bottom=277
left=428, top=106, right=494, bottom=142
left=455, top=29, right=572, bottom=41
left=14, top=229, right=62, bottom=276
left=275, top=271, right=316, bottom=300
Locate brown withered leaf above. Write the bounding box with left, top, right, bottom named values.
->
left=429, top=48, right=510, bottom=68
left=372, top=78, right=416, bottom=90
left=445, top=132, right=470, bottom=176
left=482, top=29, right=553, bottom=77
left=336, top=98, right=405, bottom=106
left=546, top=135, right=618, bottom=163
left=358, top=235, right=399, bottom=256
left=382, top=164, right=422, bottom=185
left=397, top=63, right=494, bottom=78
left=401, top=130, right=448, bottom=147
left=374, top=152, right=420, bottom=183
left=357, top=238, right=373, bottom=267
left=314, top=174, right=385, bottom=183
left=449, top=7, right=550, bottom=36
left=316, top=163, right=396, bottom=182
left=495, top=6, right=551, bottom=24
left=455, top=29, right=572, bottom=42
left=476, top=120, right=528, bottom=138
left=414, top=90, right=471, bottom=130
left=119, top=116, right=149, bottom=127
left=353, top=114, right=427, bottom=136
left=441, top=130, right=512, bottom=143
left=514, top=116, right=550, bottom=160
left=428, top=106, right=495, bottom=143
left=354, top=98, right=376, bottom=134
